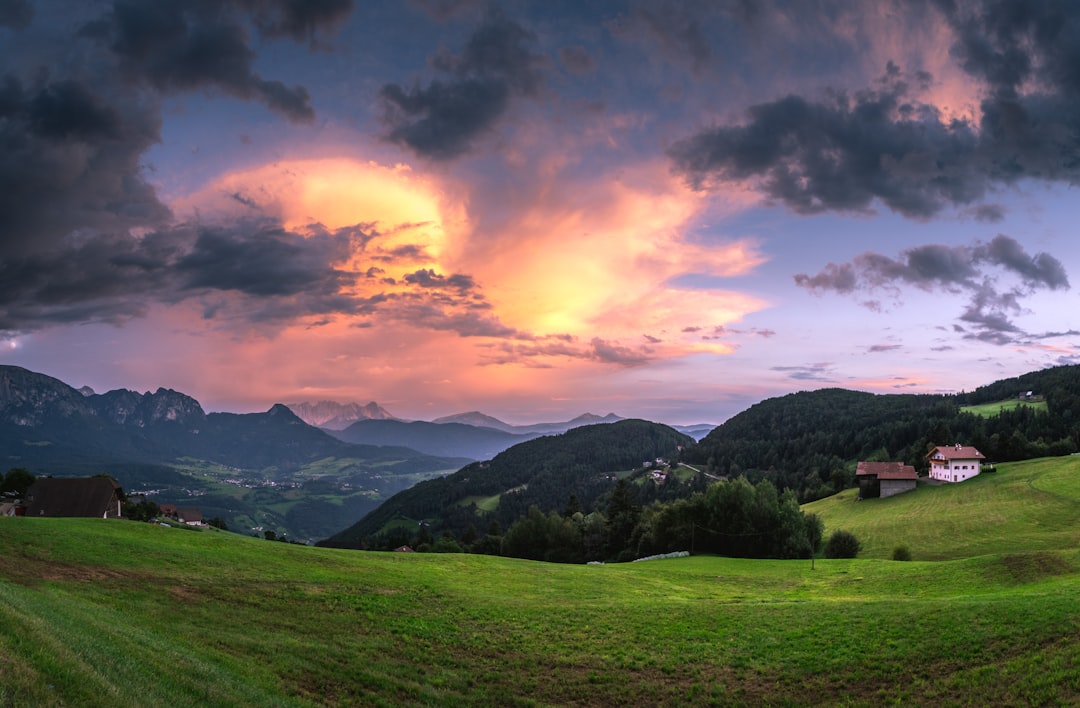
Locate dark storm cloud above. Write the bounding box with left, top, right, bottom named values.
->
left=795, top=234, right=1070, bottom=344
left=380, top=13, right=545, bottom=159
left=0, top=0, right=31, bottom=29
left=176, top=226, right=354, bottom=297
left=671, top=1, right=1080, bottom=218
left=0, top=222, right=369, bottom=331
left=0, top=0, right=353, bottom=332
left=246, top=0, right=354, bottom=43
left=0, top=73, right=166, bottom=261
left=669, top=78, right=985, bottom=218
left=85, top=0, right=339, bottom=123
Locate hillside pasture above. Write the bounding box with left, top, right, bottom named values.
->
left=960, top=398, right=1048, bottom=417
left=2, top=518, right=1080, bottom=706
left=805, top=456, right=1080, bottom=560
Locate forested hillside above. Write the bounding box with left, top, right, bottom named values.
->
left=324, top=419, right=695, bottom=547
left=684, top=365, right=1080, bottom=501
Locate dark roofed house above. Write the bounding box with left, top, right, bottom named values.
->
left=856, top=461, right=918, bottom=499
left=23, top=477, right=123, bottom=518
left=176, top=508, right=203, bottom=526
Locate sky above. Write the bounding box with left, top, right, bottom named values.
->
left=2, top=0, right=1080, bottom=425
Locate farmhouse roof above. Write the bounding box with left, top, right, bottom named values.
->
left=177, top=508, right=203, bottom=523
left=855, top=461, right=918, bottom=480
left=24, top=477, right=122, bottom=518
left=927, top=445, right=985, bottom=461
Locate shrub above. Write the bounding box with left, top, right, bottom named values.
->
left=892, top=545, right=912, bottom=561
left=824, top=530, right=861, bottom=559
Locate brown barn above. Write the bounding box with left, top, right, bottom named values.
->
left=856, top=461, right=918, bottom=499
left=23, top=477, right=124, bottom=518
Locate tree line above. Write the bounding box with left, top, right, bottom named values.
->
left=363, top=475, right=825, bottom=564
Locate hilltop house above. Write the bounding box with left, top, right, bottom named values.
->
left=927, top=444, right=986, bottom=483
left=23, top=477, right=123, bottom=518
left=856, top=461, right=918, bottom=499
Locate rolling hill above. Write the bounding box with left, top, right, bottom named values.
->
left=805, top=455, right=1080, bottom=560
left=325, top=419, right=695, bottom=546
left=2, top=486, right=1078, bottom=705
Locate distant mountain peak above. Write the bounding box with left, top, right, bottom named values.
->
left=569, top=412, right=623, bottom=424
left=286, top=400, right=396, bottom=429
left=432, top=411, right=511, bottom=431
left=268, top=403, right=304, bottom=422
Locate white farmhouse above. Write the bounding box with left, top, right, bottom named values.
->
left=926, top=444, right=986, bottom=483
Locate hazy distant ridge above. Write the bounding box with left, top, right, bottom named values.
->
left=286, top=401, right=397, bottom=430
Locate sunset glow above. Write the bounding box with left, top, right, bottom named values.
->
left=3, top=1, right=1079, bottom=424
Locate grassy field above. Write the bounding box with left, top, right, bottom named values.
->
left=806, top=456, right=1080, bottom=560
left=960, top=398, right=1048, bottom=417
left=2, top=457, right=1080, bottom=705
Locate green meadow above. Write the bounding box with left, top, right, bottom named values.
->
left=806, top=456, right=1080, bottom=560
left=2, top=456, right=1080, bottom=705
left=959, top=398, right=1048, bottom=417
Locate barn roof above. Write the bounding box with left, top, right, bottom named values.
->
left=24, top=477, right=122, bottom=518
left=855, top=461, right=918, bottom=480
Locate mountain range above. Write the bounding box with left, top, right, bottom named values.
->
left=285, top=400, right=396, bottom=430
left=286, top=402, right=714, bottom=460
left=11, top=362, right=1079, bottom=549
left=0, top=365, right=468, bottom=542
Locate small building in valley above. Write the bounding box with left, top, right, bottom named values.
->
left=176, top=508, right=203, bottom=526
left=927, top=444, right=985, bottom=483
left=856, top=461, right=918, bottom=499
left=23, top=477, right=123, bottom=518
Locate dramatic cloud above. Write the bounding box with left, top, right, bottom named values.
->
left=0, top=0, right=353, bottom=331
left=795, top=235, right=1070, bottom=344
left=669, top=67, right=986, bottom=218
left=670, top=1, right=1080, bottom=218
left=380, top=13, right=545, bottom=159
left=83, top=0, right=352, bottom=123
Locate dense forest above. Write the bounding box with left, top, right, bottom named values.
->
left=685, top=365, right=1080, bottom=501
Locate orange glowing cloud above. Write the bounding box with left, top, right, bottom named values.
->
left=456, top=162, right=769, bottom=353
left=171, top=155, right=770, bottom=383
